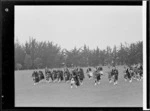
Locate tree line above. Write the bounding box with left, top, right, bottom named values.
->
left=15, top=37, right=143, bottom=70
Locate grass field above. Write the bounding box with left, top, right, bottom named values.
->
left=15, top=66, right=143, bottom=107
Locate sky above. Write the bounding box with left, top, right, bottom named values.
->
left=15, top=6, right=142, bottom=50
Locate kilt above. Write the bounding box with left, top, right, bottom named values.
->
left=35, top=77, right=39, bottom=83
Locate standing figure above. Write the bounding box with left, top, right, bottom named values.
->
left=93, top=67, right=104, bottom=85
left=108, top=66, right=113, bottom=83
left=70, top=70, right=80, bottom=88
left=38, top=71, right=45, bottom=82
left=45, top=67, right=52, bottom=83
left=32, top=71, right=39, bottom=85
left=138, top=64, right=143, bottom=80
left=78, top=68, right=85, bottom=85
left=87, top=68, right=93, bottom=79
left=124, top=66, right=132, bottom=82
left=64, top=68, right=71, bottom=83
left=111, top=67, right=119, bottom=85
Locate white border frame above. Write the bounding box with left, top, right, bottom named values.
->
left=143, top=1, right=148, bottom=110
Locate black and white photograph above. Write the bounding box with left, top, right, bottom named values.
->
left=15, top=5, right=143, bottom=107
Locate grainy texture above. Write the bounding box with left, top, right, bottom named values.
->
left=15, top=66, right=142, bottom=107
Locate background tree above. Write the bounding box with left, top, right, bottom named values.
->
left=15, top=39, right=25, bottom=69
left=105, top=46, right=112, bottom=65
left=15, top=63, right=22, bottom=70
left=24, top=54, right=32, bottom=69
left=112, top=45, right=117, bottom=66
left=15, top=37, right=143, bottom=70
left=99, top=50, right=106, bottom=66
left=34, top=57, right=43, bottom=69
left=80, top=45, right=90, bottom=67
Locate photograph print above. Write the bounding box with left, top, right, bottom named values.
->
left=15, top=5, right=143, bottom=107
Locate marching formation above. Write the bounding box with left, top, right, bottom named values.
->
left=32, top=67, right=86, bottom=88
left=87, top=67, right=104, bottom=85
left=123, top=64, right=143, bottom=82
left=31, top=64, right=143, bottom=88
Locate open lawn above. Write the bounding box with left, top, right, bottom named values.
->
left=15, top=66, right=143, bottom=107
